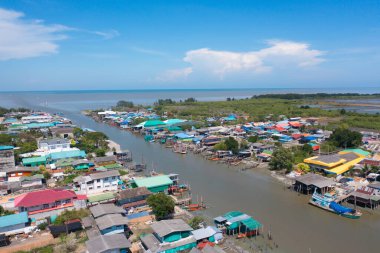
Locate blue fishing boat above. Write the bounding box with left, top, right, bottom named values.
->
left=309, top=191, right=362, bottom=219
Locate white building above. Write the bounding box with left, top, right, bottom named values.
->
left=21, top=115, right=52, bottom=124
left=74, top=170, right=120, bottom=195
left=38, top=138, right=71, bottom=152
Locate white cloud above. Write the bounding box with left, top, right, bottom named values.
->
left=164, top=40, right=325, bottom=80
left=0, top=8, right=69, bottom=61
left=130, top=46, right=167, bottom=56
left=156, top=67, right=193, bottom=81
left=90, top=29, right=120, bottom=40
left=0, top=8, right=120, bottom=61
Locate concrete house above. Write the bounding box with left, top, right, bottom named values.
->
left=74, top=170, right=120, bottom=195
left=38, top=138, right=71, bottom=152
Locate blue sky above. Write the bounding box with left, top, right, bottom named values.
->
left=0, top=0, right=379, bottom=91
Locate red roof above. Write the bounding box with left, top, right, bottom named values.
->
left=292, top=134, right=302, bottom=140
left=76, top=194, right=88, bottom=200
left=289, top=122, right=302, bottom=128
left=14, top=189, right=77, bottom=207
left=275, top=126, right=286, bottom=132
left=198, top=241, right=215, bottom=250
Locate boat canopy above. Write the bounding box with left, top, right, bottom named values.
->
left=329, top=202, right=354, bottom=214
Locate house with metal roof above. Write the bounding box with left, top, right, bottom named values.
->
left=14, top=189, right=78, bottom=218
left=0, top=145, right=15, bottom=172
left=214, top=211, right=262, bottom=237
left=94, top=213, right=129, bottom=236
left=293, top=173, right=336, bottom=194
left=304, top=151, right=365, bottom=175
left=0, top=212, right=29, bottom=235
left=140, top=219, right=196, bottom=253
left=86, top=234, right=132, bottom=253
left=49, top=149, right=86, bottom=162
left=4, top=166, right=39, bottom=182
left=189, top=245, right=226, bottom=253
left=22, top=156, right=47, bottom=167
left=116, top=187, right=152, bottom=209
left=131, top=175, right=173, bottom=193
left=89, top=203, right=125, bottom=219
left=191, top=226, right=223, bottom=244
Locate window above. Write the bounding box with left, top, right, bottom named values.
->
left=97, top=179, right=101, bottom=182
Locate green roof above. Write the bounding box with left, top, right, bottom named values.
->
left=241, top=218, right=262, bottom=230
left=103, top=163, right=123, bottom=169
left=223, top=211, right=244, bottom=219
left=87, top=192, right=116, bottom=203
left=49, top=150, right=86, bottom=160
left=22, top=156, right=47, bottom=164
left=0, top=212, right=28, bottom=228
left=263, top=150, right=273, bottom=155
left=133, top=175, right=173, bottom=188
left=341, top=148, right=370, bottom=157
left=142, top=120, right=166, bottom=128
left=95, top=166, right=107, bottom=171
left=55, top=158, right=76, bottom=167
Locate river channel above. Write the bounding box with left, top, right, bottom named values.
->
left=0, top=91, right=379, bottom=253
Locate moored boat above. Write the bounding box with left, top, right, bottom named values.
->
left=309, top=191, right=362, bottom=219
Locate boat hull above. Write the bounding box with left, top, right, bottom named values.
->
left=309, top=200, right=361, bottom=219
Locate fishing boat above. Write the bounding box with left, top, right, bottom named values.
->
left=309, top=191, right=362, bottom=219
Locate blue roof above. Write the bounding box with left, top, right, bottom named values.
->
left=0, top=145, right=14, bottom=151
left=175, top=133, right=193, bottom=139
left=26, top=123, right=54, bottom=129
left=4, top=118, right=17, bottom=123
left=0, top=212, right=28, bottom=228
left=49, top=150, right=86, bottom=160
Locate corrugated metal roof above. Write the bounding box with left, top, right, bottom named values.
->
left=133, top=175, right=173, bottom=188
left=0, top=212, right=28, bottom=228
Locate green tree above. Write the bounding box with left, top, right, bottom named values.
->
left=116, top=100, right=134, bottom=108
left=301, top=144, right=313, bottom=155
left=188, top=216, right=205, bottom=229
left=0, top=205, right=15, bottom=216
left=0, top=134, right=13, bottom=145
left=147, top=193, right=175, bottom=220
left=224, top=137, right=239, bottom=154
left=184, top=97, right=197, bottom=103
left=297, top=163, right=310, bottom=173
left=213, top=142, right=227, bottom=151
left=269, top=147, right=294, bottom=172
left=54, top=209, right=90, bottom=225
left=43, top=171, right=52, bottom=180
left=248, top=135, right=258, bottom=143
left=329, top=127, right=362, bottom=148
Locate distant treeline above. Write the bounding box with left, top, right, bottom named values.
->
left=0, top=107, right=30, bottom=117
left=252, top=93, right=380, bottom=100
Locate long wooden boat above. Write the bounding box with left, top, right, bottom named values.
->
left=309, top=191, right=362, bottom=219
